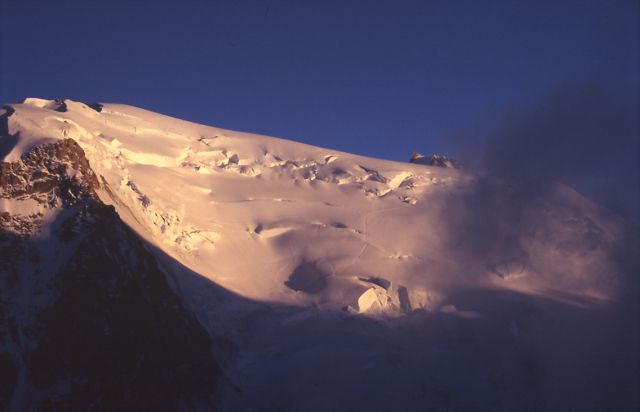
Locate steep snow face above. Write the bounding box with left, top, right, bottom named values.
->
left=2, top=98, right=628, bottom=312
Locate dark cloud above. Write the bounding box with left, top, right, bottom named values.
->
left=459, top=81, right=639, bottom=221
left=433, top=81, right=640, bottom=302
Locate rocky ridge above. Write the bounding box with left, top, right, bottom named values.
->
left=0, top=137, right=219, bottom=411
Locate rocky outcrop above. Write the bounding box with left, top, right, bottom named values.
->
left=409, top=152, right=458, bottom=168
left=0, top=140, right=219, bottom=411
left=1, top=139, right=99, bottom=204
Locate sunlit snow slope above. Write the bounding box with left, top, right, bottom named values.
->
left=2, top=98, right=630, bottom=315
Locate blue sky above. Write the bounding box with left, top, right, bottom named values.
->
left=1, top=0, right=638, bottom=216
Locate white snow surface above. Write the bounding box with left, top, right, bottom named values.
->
left=3, top=98, right=626, bottom=312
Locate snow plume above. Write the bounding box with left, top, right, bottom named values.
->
left=431, top=83, right=640, bottom=410
left=433, top=81, right=640, bottom=303
left=466, top=81, right=639, bottom=222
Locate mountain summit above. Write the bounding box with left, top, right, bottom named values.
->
left=1, top=98, right=637, bottom=411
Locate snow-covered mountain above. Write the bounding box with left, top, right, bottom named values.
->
left=1, top=98, right=637, bottom=411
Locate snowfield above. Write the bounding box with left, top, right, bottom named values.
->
left=4, top=98, right=626, bottom=309
left=2, top=98, right=637, bottom=411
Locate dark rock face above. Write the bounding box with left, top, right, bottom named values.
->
left=0, top=138, right=99, bottom=205
left=0, top=140, right=219, bottom=411
left=86, top=103, right=104, bottom=113
left=410, top=152, right=458, bottom=168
